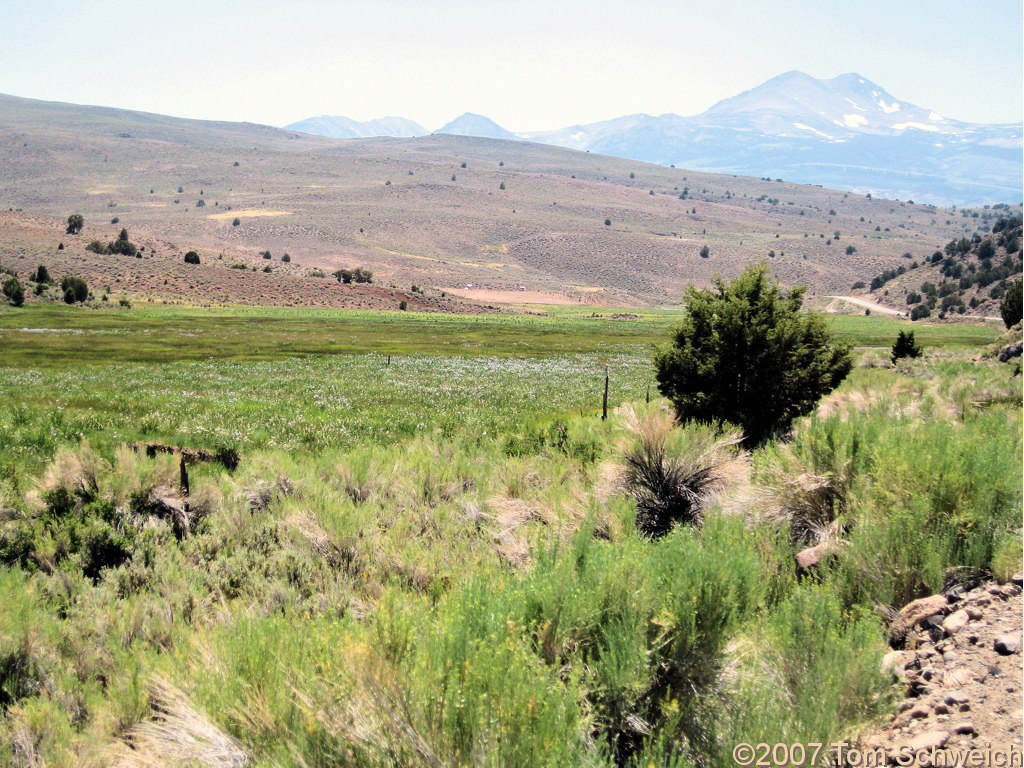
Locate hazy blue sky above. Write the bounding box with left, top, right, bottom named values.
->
left=1, top=0, right=1020, bottom=131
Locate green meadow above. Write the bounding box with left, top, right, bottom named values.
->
left=0, top=303, right=1018, bottom=768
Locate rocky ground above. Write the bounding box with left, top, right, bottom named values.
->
left=861, top=576, right=1023, bottom=762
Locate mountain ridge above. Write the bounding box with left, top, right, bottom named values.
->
left=286, top=72, right=1022, bottom=206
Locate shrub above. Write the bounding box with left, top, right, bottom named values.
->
left=604, top=219, right=611, bottom=226
left=281, top=254, right=290, bottom=263
left=65, top=214, right=84, bottom=234
left=655, top=263, right=851, bottom=446
left=2, top=276, right=24, bottom=306
left=851, top=281, right=866, bottom=290
left=232, top=218, right=240, bottom=227
left=108, top=228, right=137, bottom=257
left=399, top=300, right=408, bottom=311
left=699, top=245, right=710, bottom=258
left=891, top=330, right=922, bottom=363
left=60, top=276, right=88, bottom=303
left=499, top=182, right=506, bottom=190
left=184, top=251, right=200, bottom=265
left=86, top=240, right=108, bottom=254
left=1001, top=280, right=1022, bottom=328
left=334, top=267, right=373, bottom=284
left=621, top=406, right=741, bottom=537
left=29, top=265, right=51, bottom=284
left=910, top=304, right=931, bottom=321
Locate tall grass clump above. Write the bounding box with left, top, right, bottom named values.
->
left=717, top=585, right=891, bottom=754
left=620, top=405, right=742, bottom=537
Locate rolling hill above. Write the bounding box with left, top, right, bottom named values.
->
left=0, top=91, right=1017, bottom=310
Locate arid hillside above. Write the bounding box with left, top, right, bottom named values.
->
left=0, top=92, right=1016, bottom=307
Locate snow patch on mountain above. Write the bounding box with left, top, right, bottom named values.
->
left=893, top=122, right=939, bottom=132
left=793, top=122, right=833, bottom=139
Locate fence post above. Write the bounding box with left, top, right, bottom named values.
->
left=646, top=382, right=650, bottom=404
left=602, top=366, right=609, bottom=421
left=179, top=455, right=190, bottom=497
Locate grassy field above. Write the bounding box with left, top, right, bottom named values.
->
left=0, top=304, right=1001, bottom=474
left=0, top=303, right=1018, bottom=768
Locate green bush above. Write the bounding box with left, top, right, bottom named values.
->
left=108, top=228, right=137, bottom=257
left=891, top=330, right=922, bottom=363
left=2, top=276, right=24, bottom=307
left=29, top=265, right=51, bottom=284
left=65, top=214, right=83, bottom=234
left=655, top=263, right=851, bottom=446
left=1001, top=280, right=1022, bottom=328
left=60, top=276, right=88, bottom=303
left=184, top=251, right=200, bottom=265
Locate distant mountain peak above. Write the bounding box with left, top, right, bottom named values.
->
left=285, top=115, right=426, bottom=139
left=433, top=113, right=519, bottom=141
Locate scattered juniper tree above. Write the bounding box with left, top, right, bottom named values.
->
left=1002, top=280, right=1022, bottom=328
left=891, top=330, right=922, bottom=363
left=60, top=276, right=88, bottom=303
left=66, top=214, right=84, bottom=234
left=2, top=276, right=24, bottom=306
left=654, top=263, right=851, bottom=447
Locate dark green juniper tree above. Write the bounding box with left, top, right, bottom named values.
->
left=654, top=263, right=851, bottom=447
left=891, top=330, right=922, bottom=363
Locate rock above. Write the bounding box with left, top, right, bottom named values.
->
left=953, top=722, right=976, bottom=735
left=909, top=705, right=931, bottom=719
left=899, top=731, right=950, bottom=754
left=882, top=651, right=907, bottom=678
left=944, top=693, right=969, bottom=706
left=795, top=542, right=830, bottom=571
left=1002, top=583, right=1021, bottom=597
left=942, top=609, right=970, bottom=636
left=921, top=667, right=944, bottom=682
left=1011, top=574, right=1023, bottom=587
left=933, top=703, right=950, bottom=715
left=943, top=668, right=973, bottom=688
left=942, top=651, right=957, bottom=663
left=965, top=606, right=983, bottom=620
left=900, top=595, right=948, bottom=628
left=994, top=634, right=1021, bottom=655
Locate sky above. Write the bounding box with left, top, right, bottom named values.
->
left=1, top=0, right=1021, bottom=132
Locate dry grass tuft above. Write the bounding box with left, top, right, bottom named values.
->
left=294, top=655, right=452, bottom=768
left=105, top=677, right=247, bottom=768
left=743, top=445, right=852, bottom=548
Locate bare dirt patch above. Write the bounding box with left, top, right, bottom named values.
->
left=446, top=287, right=617, bottom=306
left=206, top=209, right=292, bottom=220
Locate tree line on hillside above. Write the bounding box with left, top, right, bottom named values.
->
left=862, top=215, right=1023, bottom=322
